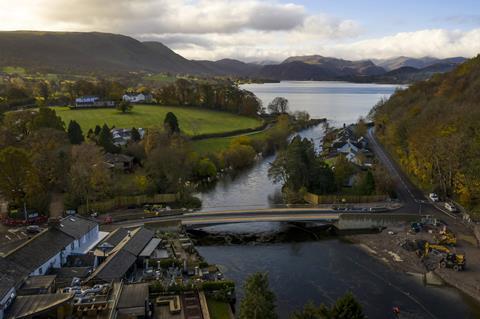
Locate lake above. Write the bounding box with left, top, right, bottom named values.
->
left=241, top=81, right=402, bottom=125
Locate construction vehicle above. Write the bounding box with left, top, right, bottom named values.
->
left=421, top=242, right=466, bottom=271
left=435, top=228, right=457, bottom=246
left=439, top=253, right=466, bottom=271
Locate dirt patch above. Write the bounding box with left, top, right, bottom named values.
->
left=346, top=221, right=480, bottom=303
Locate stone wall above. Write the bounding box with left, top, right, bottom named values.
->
left=335, top=213, right=419, bottom=230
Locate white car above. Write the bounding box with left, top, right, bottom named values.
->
left=429, top=193, right=439, bottom=202
left=444, top=202, right=457, bottom=212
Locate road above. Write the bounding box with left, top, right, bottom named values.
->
left=367, top=128, right=461, bottom=222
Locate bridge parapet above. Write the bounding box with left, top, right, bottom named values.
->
left=335, top=213, right=419, bottom=230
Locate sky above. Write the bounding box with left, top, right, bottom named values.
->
left=1, top=0, right=480, bottom=62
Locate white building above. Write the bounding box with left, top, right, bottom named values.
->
left=122, top=93, right=153, bottom=103
left=3, top=216, right=101, bottom=277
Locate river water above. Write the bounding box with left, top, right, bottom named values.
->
left=195, top=81, right=480, bottom=318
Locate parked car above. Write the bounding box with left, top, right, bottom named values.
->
left=429, top=193, right=439, bottom=202
left=444, top=202, right=457, bottom=212
left=26, top=225, right=41, bottom=234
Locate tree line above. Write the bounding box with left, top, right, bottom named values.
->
left=373, top=54, right=480, bottom=217
left=0, top=76, right=262, bottom=117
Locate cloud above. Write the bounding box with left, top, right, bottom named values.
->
left=3, top=1, right=478, bottom=62
left=326, top=28, right=480, bottom=60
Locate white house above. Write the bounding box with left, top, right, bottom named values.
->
left=4, top=216, right=102, bottom=277
left=122, top=93, right=152, bottom=103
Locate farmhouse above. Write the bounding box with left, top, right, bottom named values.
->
left=122, top=92, right=153, bottom=103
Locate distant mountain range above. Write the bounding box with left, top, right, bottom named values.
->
left=0, top=31, right=467, bottom=83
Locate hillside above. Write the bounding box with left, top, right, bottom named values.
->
left=373, top=54, right=480, bottom=215
left=258, top=55, right=385, bottom=80
left=0, top=31, right=466, bottom=83
left=0, top=31, right=212, bottom=75
left=372, top=56, right=466, bottom=71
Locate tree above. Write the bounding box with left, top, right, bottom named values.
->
left=330, top=292, right=365, bottom=319
left=117, top=100, right=133, bottom=113
left=290, top=293, right=365, bottom=319
left=0, top=147, right=40, bottom=208
left=68, top=144, right=111, bottom=211
left=131, top=127, right=141, bottom=142
left=239, top=272, right=277, bottom=319
left=31, top=107, right=65, bottom=132
left=269, top=136, right=335, bottom=195
left=98, top=124, right=118, bottom=153
left=268, top=97, right=289, bottom=114
left=67, top=120, right=84, bottom=144
left=194, top=158, right=217, bottom=180
left=223, top=143, right=256, bottom=170
left=94, top=125, right=102, bottom=136
left=164, top=112, right=180, bottom=135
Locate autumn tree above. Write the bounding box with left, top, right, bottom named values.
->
left=67, top=144, right=111, bottom=211
left=0, top=147, right=40, bottom=208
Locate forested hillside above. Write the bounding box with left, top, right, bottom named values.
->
left=373, top=55, right=480, bottom=214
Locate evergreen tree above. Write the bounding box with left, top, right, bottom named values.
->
left=239, top=272, right=277, bottom=319
left=131, top=127, right=141, bottom=142
left=117, top=100, right=133, bottom=113
left=330, top=292, right=365, bottom=319
left=98, top=124, right=117, bottom=153
left=164, top=112, right=180, bottom=135
left=94, top=125, right=102, bottom=136
left=67, top=120, right=84, bottom=144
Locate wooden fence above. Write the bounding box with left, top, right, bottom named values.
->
left=78, top=193, right=178, bottom=214
left=304, top=192, right=389, bottom=205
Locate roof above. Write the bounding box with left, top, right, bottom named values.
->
left=6, top=293, right=74, bottom=319
left=0, top=257, right=30, bottom=299
left=123, top=228, right=155, bottom=256
left=20, top=275, right=56, bottom=290
left=139, top=238, right=161, bottom=257
left=5, top=229, right=74, bottom=274
left=117, top=283, right=149, bottom=310
left=100, top=228, right=130, bottom=248
left=57, top=216, right=97, bottom=239
left=92, top=250, right=137, bottom=282
left=104, top=153, right=134, bottom=164
left=54, top=266, right=92, bottom=279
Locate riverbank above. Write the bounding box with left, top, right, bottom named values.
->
left=345, top=222, right=480, bottom=304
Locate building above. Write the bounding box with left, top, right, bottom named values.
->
left=122, top=93, right=153, bottom=103
left=104, top=153, right=134, bottom=172
left=74, top=96, right=115, bottom=108
left=4, top=216, right=101, bottom=277
left=111, top=128, right=146, bottom=147
left=88, top=227, right=155, bottom=283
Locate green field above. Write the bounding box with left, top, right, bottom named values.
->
left=52, top=105, right=262, bottom=135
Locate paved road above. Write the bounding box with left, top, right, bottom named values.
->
left=367, top=128, right=460, bottom=222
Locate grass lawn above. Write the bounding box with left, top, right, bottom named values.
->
left=192, top=127, right=271, bottom=154
left=206, top=298, right=231, bottom=319
left=52, top=104, right=262, bottom=136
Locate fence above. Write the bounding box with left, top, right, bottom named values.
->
left=304, top=192, right=389, bottom=205
left=78, top=193, right=178, bottom=214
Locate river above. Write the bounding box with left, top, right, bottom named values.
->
left=195, top=81, right=480, bottom=318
